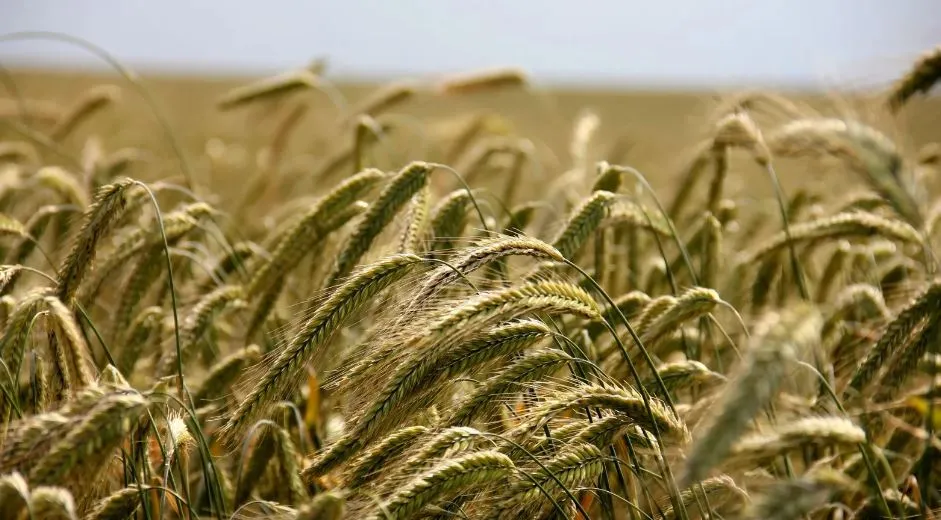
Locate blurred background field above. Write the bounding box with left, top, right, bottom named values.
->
left=3, top=67, right=939, bottom=211
left=3, top=1, right=940, bottom=205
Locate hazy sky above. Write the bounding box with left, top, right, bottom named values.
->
left=1, top=1, right=938, bottom=88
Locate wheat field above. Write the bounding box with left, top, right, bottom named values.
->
left=0, top=45, right=940, bottom=520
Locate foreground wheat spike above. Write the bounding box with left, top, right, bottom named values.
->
left=658, top=474, right=749, bottom=520
left=525, top=382, right=688, bottom=442
left=193, top=344, right=263, bottom=407
left=236, top=421, right=306, bottom=505
left=874, top=317, right=940, bottom=400
left=224, top=253, right=424, bottom=441
left=648, top=359, right=726, bottom=393
left=639, top=287, right=722, bottom=346
left=397, top=427, right=483, bottom=473
left=55, top=178, right=133, bottom=303
left=79, top=201, right=214, bottom=304
left=26, top=486, right=78, bottom=520
left=743, top=470, right=855, bottom=520
left=346, top=279, right=598, bottom=390
left=307, top=281, right=601, bottom=478
left=343, top=425, right=430, bottom=488
left=634, top=294, right=677, bottom=332
left=398, top=184, right=431, bottom=253
left=0, top=471, right=29, bottom=519
left=351, top=320, right=554, bottom=441
left=728, top=416, right=865, bottom=462
left=157, top=284, right=244, bottom=375
left=43, top=294, right=95, bottom=392
left=0, top=289, right=46, bottom=378
left=740, top=211, right=923, bottom=264
left=411, top=236, right=565, bottom=309
left=888, top=45, right=941, bottom=112
left=449, top=348, right=575, bottom=426
left=325, top=161, right=431, bottom=287
left=0, top=412, right=72, bottom=474
left=846, top=279, right=941, bottom=396
left=29, top=392, right=148, bottom=487
left=681, top=303, right=822, bottom=487
left=495, top=442, right=604, bottom=518
left=366, top=451, right=514, bottom=520
left=248, top=168, right=384, bottom=296
left=575, top=415, right=660, bottom=452
left=551, top=190, right=617, bottom=259
left=295, top=491, right=348, bottom=520
left=428, top=188, right=475, bottom=254
left=86, top=486, right=143, bottom=520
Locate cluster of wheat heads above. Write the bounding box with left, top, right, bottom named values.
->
left=0, top=45, right=939, bottom=520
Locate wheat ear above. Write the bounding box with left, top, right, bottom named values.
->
left=224, top=253, right=423, bottom=442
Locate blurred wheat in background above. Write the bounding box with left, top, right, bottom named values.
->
left=0, top=2, right=940, bottom=519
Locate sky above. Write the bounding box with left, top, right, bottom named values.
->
left=0, top=1, right=938, bottom=89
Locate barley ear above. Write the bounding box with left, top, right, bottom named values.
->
left=56, top=179, right=134, bottom=303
